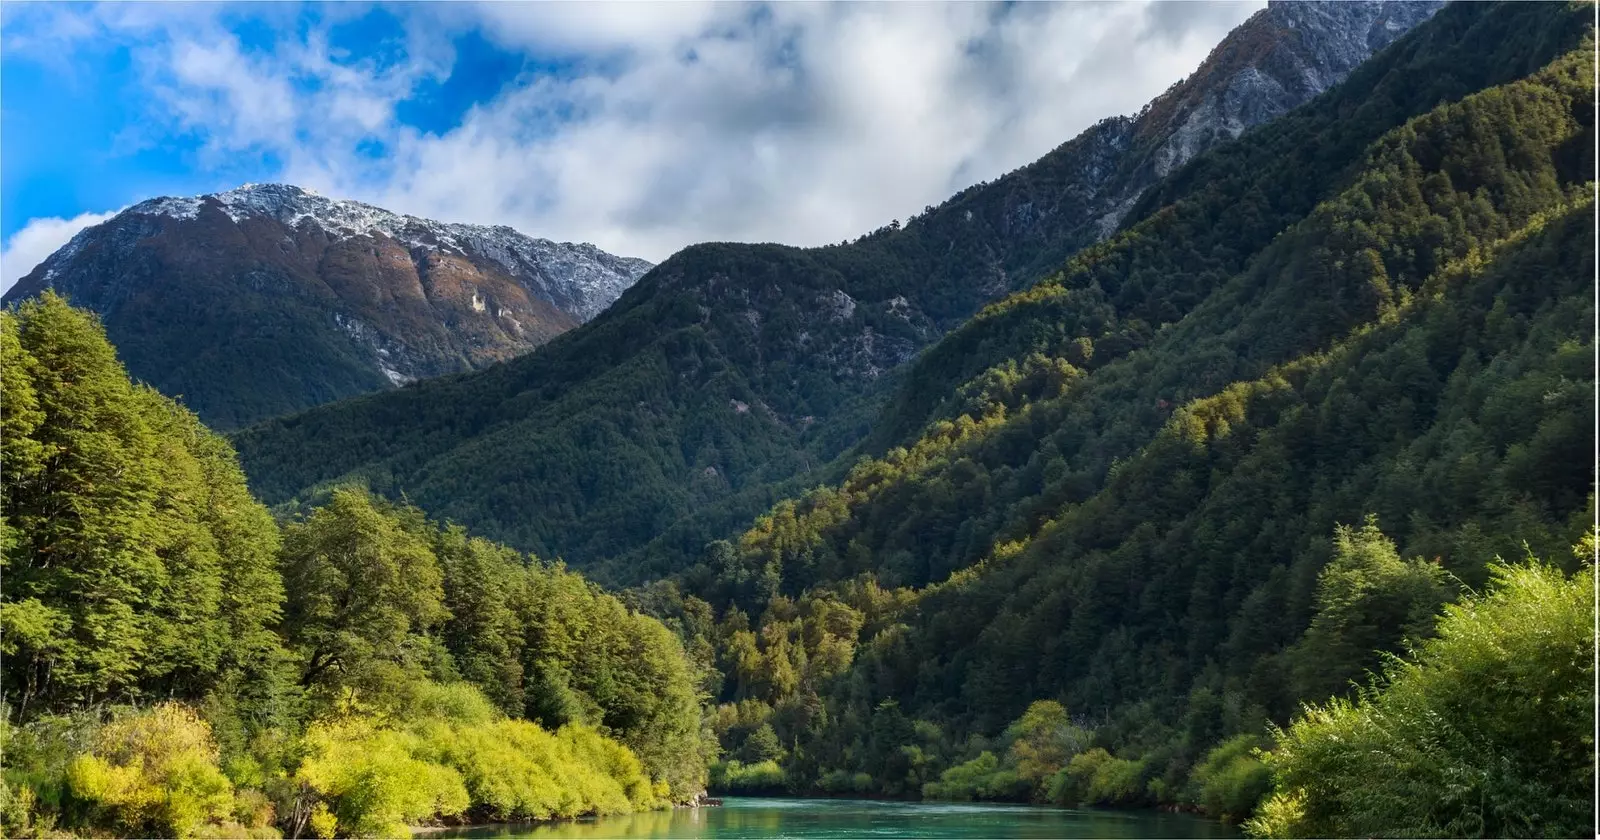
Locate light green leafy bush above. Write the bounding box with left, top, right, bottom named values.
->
left=65, top=703, right=239, bottom=838
left=1187, top=735, right=1272, bottom=822
left=1249, top=561, right=1595, bottom=838
left=708, top=760, right=788, bottom=795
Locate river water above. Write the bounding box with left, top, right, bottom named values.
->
left=417, top=796, right=1241, bottom=839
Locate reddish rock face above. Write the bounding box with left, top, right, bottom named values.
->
left=3, top=185, right=651, bottom=428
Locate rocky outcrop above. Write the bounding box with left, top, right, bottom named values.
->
left=927, top=0, right=1445, bottom=283
left=3, top=184, right=652, bottom=428
left=1121, top=0, right=1447, bottom=222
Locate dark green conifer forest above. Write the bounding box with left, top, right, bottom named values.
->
left=1, top=2, right=1594, bottom=838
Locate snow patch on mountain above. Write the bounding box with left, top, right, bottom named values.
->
left=127, top=183, right=652, bottom=321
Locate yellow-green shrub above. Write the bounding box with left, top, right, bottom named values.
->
left=922, top=751, right=1030, bottom=802
left=556, top=724, right=660, bottom=811
left=1048, top=748, right=1148, bottom=807
left=708, top=759, right=787, bottom=794
left=1248, top=561, right=1595, bottom=838
left=65, top=703, right=237, bottom=838
left=294, top=716, right=470, bottom=838
left=294, top=684, right=661, bottom=837
left=416, top=718, right=656, bottom=821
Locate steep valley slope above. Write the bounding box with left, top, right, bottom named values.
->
left=232, top=0, right=1446, bottom=576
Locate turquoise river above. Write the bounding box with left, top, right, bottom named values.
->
left=416, top=796, right=1242, bottom=839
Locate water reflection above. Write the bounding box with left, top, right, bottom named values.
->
left=416, top=797, right=1240, bottom=839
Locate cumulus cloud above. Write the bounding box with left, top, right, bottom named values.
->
left=1, top=209, right=124, bottom=295
left=5, top=1, right=1264, bottom=264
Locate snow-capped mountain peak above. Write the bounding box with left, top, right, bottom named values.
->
left=127, top=183, right=651, bottom=321
left=4, top=184, right=656, bottom=428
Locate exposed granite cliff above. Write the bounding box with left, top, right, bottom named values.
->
left=931, top=0, right=1446, bottom=282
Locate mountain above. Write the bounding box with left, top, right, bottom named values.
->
left=663, top=0, right=1593, bottom=810
left=1, top=184, right=653, bottom=428
left=232, top=1, right=1447, bottom=575
left=960, top=0, right=1446, bottom=286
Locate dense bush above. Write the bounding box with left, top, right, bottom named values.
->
left=923, top=752, right=1029, bottom=802
left=294, top=714, right=471, bottom=838
left=814, top=769, right=875, bottom=795
left=708, top=760, right=788, bottom=795
left=1048, top=749, right=1149, bottom=808
left=1186, top=735, right=1272, bottom=823
left=65, top=704, right=240, bottom=839
left=294, top=683, right=661, bottom=837
left=1248, top=559, right=1595, bottom=838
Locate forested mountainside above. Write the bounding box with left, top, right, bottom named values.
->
left=639, top=1, right=1594, bottom=828
left=1, top=184, right=652, bottom=429
left=0, top=294, right=707, bottom=838
left=617, top=0, right=1582, bottom=585
left=232, top=1, right=1443, bottom=574
left=1, top=2, right=1592, bottom=838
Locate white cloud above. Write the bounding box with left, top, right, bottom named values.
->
left=468, top=2, right=730, bottom=55
left=336, top=1, right=1264, bottom=260
left=1, top=209, right=124, bottom=295
left=5, top=1, right=1266, bottom=266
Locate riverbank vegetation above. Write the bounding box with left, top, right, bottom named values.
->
left=0, top=294, right=707, bottom=838
left=1250, top=556, right=1595, bottom=838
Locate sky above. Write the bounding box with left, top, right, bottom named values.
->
left=0, top=1, right=1264, bottom=293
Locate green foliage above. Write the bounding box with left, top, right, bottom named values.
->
left=281, top=488, right=447, bottom=700
left=292, top=681, right=662, bottom=838
left=1, top=291, right=287, bottom=718
left=1005, top=701, right=1091, bottom=792
left=1289, top=517, right=1453, bottom=701
left=0, top=296, right=708, bottom=837
left=813, top=770, right=875, bottom=795
left=918, top=701, right=1094, bottom=804
left=708, top=760, right=788, bottom=795
left=1186, top=735, right=1272, bottom=823
left=293, top=682, right=664, bottom=838
left=1248, top=560, right=1595, bottom=838
left=922, top=752, right=1029, bottom=802
left=279, top=488, right=710, bottom=801
left=1049, top=748, right=1149, bottom=808
left=516, top=561, right=710, bottom=801
left=433, top=527, right=526, bottom=716
left=63, top=703, right=239, bottom=839
left=739, top=723, right=785, bottom=764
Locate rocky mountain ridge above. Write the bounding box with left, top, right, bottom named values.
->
left=4, top=184, right=653, bottom=428
left=958, top=0, right=1445, bottom=266
left=110, top=184, right=651, bottom=320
